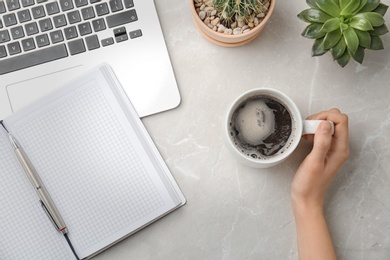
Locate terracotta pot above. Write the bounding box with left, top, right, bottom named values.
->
left=190, top=0, right=276, bottom=47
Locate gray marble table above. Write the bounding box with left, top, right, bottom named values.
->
left=94, top=0, right=390, bottom=259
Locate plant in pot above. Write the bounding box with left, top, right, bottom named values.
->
left=191, top=0, right=276, bottom=47
left=298, top=0, right=389, bottom=67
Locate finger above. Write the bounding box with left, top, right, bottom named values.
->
left=328, top=108, right=341, bottom=113
left=312, top=112, right=348, bottom=141
left=306, top=108, right=340, bottom=120
left=309, top=121, right=333, bottom=162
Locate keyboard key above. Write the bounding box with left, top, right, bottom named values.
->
left=25, top=22, right=39, bottom=35
left=21, top=0, right=35, bottom=7
left=21, top=37, right=35, bottom=51
left=4, top=14, right=17, bottom=27
left=92, top=18, right=106, bottom=32
left=10, top=26, right=25, bottom=40
left=114, top=27, right=128, bottom=42
left=113, top=26, right=126, bottom=36
left=7, top=0, right=21, bottom=11
left=101, top=37, right=114, bottom=47
left=0, top=1, right=6, bottom=13
left=67, top=10, right=81, bottom=24
left=32, top=6, right=45, bottom=19
left=85, top=35, right=99, bottom=50
left=17, top=9, right=32, bottom=23
left=50, top=30, right=64, bottom=43
left=129, top=29, right=142, bottom=39
left=64, top=26, right=78, bottom=39
left=115, top=34, right=127, bottom=43
left=0, top=30, right=10, bottom=43
left=53, top=14, right=67, bottom=27
left=109, top=0, right=123, bottom=12
left=7, top=42, right=21, bottom=55
left=106, top=9, right=137, bottom=28
left=60, top=0, right=74, bottom=11
left=68, top=38, right=85, bottom=55
left=39, top=18, right=53, bottom=31
left=75, top=0, right=88, bottom=7
left=81, top=6, right=95, bottom=20
left=124, top=0, right=134, bottom=8
left=46, top=1, right=60, bottom=15
left=0, top=45, right=7, bottom=58
left=0, top=44, right=68, bottom=74
left=78, top=22, right=92, bottom=35
left=36, top=34, right=50, bottom=47
left=95, top=2, right=109, bottom=16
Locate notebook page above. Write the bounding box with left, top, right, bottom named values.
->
left=0, top=128, right=75, bottom=259
left=3, top=66, right=182, bottom=258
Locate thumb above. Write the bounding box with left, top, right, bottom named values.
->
left=310, top=121, right=333, bottom=162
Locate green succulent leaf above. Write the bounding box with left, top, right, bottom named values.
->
left=357, top=0, right=369, bottom=13
left=336, top=50, right=351, bottom=67
left=340, top=23, right=349, bottom=31
left=349, top=16, right=374, bottom=31
left=359, top=0, right=380, bottom=12
left=370, top=24, right=389, bottom=36
left=306, top=0, right=318, bottom=8
left=312, top=37, right=327, bottom=56
left=298, top=0, right=387, bottom=67
left=320, top=17, right=341, bottom=32
left=351, top=46, right=365, bottom=63
left=343, top=26, right=359, bottom=53
left=355, top=29, right=371, bottom=48
left=369, top=35, right=384, bottom=49
left=339, top=0, right=351, bottom=10
left=323, top=28, right=342, bottom=49
left=341, top=0, right=361, bottom=15
left=331, top=37, right=347, bottom=59
left=297, top=11, right=311, bottom=23
left=354, top=12, right=385, bottom=27
left=298, top=8, right=334, bottom=23
left=302, top=23, right=327, bottom=38
left=316, top=0, right=341, bottom=17
left=373, top=3, right=389, bottom=16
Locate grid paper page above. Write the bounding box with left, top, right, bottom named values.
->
left=0, top=129, right=73, bottom=259
left=4, top=74, right=177, bottom=257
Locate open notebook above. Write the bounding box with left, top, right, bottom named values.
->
left=0, top=64, right=185, bottom=259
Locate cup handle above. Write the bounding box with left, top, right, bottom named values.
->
left=302, top=120, right=335, bottom=136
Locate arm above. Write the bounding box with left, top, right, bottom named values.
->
left=291, top=108, right=349, bottom=260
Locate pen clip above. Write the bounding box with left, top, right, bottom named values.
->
left=40, top=200, right=61, bottom=231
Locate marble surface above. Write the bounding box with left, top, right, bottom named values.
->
left=94, top=0, right=390, bottom=259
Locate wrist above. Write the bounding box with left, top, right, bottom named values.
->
left=292, top=196, right=324, bottom=218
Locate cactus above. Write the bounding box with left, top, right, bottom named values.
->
left=213, top=0, right=269, bottom=27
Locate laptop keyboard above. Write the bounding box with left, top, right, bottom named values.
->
left=0, top=0, right=142, bottom=75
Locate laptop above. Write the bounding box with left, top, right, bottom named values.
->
left=0, top=0, right=180, bottom=120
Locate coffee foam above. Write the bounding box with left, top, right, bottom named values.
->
left=229, top=95, right=294, bottom=160
left=234, top=99, right=275, bottom=145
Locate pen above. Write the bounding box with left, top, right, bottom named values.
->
left=8, top=134, right=80, bottom=259
left=8, top=134, right=68, bottom=234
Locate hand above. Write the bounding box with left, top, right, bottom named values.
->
left=292, top=108, right=350, bottom=210
left=291, top=108, right=349, bottom=260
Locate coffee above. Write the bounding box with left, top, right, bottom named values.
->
left=229, top=95, right=293, bottom=159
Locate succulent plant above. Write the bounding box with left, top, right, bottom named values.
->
left=298, top=0, right=389, bottom=67
left=213, top=0, right=269, bottom=27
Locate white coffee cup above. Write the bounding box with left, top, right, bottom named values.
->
left=224, top=88, right=334, bottom=168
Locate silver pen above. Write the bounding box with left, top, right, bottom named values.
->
left=8, top=134, right=68, bottom=234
